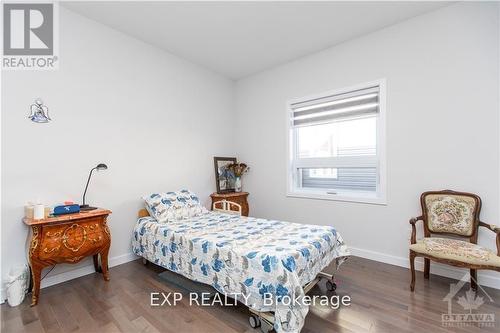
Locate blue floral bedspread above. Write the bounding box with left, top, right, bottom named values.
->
left=132, top=212, right=349, bottom=332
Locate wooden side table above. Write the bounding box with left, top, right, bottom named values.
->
left=210, top=192, right=249, bottom=216
left=23, top=208, right=112, bottom=306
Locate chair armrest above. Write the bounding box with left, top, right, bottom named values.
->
left=479, top=221, right=500, bottom=256
left=409, top=216, right=423, bottom=225
left=479, top=221, right=500, bottom=233
left=409, top=216, right=423, bottom=245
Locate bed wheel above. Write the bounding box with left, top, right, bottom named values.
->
left=326, top=280, right=337, bottom=291
left=249, top=314, right=261, bottom=328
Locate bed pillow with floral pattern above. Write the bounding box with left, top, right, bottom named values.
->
left=143, top=190, right=208, bottom=222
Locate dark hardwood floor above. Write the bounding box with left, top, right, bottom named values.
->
left=2, top=256, right=499, bottom=332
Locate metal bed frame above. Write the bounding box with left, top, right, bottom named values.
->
left=138, top=203, right=338, bottom=333
left=247, top=270, right=336, bottom=333
left=212, top=199, right=242, bottom=215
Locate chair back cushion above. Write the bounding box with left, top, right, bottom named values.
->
left=422, top=192, right=480, bottom=237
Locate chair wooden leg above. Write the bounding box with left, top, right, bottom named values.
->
left=410, top=251, right=416, bottom=292
left=470, top=269, right=477, bottom=291
left=424, top=258, right=430, bottom=279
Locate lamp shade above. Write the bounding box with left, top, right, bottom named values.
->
left=96, top=163, right=108, bottom=171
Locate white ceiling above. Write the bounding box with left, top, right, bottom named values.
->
left=63, top=1, right=450, bottom=79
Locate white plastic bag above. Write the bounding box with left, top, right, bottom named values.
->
left=6, top=264, right=29, bottom=307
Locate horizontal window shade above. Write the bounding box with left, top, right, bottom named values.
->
left=292, top=86, right=379, bottom=111
left=300, top=167, right=377, bottom=192
left=291, top=86, right=379, bottom=127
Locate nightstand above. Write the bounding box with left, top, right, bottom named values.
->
left=23, top=208, right=112, bottom=306
left=210, top=192, right=249, bottom=216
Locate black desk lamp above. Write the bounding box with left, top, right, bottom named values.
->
left=80, top=163, right=108, bottom=211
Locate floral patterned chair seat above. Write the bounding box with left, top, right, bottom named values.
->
left=410, top=237, right=500, bottom=267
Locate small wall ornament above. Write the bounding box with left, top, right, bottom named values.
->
left=28, top=99, right=51, bottom=123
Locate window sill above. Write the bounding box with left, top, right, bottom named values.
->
left=286, top=190, right=387, bottom=205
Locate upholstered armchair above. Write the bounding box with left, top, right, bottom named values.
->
left=409, top=190, right=500, bottom=291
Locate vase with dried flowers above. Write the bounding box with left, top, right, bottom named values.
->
left=227, top=163, right=249, bottom=192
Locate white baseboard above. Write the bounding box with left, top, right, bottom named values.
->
left=350, top=246, right=500, bottom=289
left=41, top=252, right=138, bottom=289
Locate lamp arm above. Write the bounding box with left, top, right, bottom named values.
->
left=82, top=167, right=97, bottom=206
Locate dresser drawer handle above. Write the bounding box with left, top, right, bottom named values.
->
left=43, top=246, right=60, bottom=254
left=67, top=256, right=83, bottom=263
left=89, top=235, right=102, bottom=243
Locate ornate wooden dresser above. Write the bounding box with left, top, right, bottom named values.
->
left=210, top=192, right=249, bottom=216
left=23, top=208, right=112, bottom=306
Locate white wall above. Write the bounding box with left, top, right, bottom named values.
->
left=1, top=7, right=234, bottom=292
left=234, top=2, right=500, bottom=287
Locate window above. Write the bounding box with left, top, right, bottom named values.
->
left=287, top=80, right=386, bottom=204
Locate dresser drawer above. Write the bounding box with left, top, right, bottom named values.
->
left=39, top=218, right=109, bottom=262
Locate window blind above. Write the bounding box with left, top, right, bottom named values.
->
left=291, top=86, right=379, bottom=127
left=300, top=167, right=377, bottom=192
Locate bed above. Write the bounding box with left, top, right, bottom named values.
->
left=132, top=192, right=349, bottom=333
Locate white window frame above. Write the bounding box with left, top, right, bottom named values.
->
left=286, top=79, right=387, bottom=205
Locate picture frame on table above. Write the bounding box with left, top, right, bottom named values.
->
left=213, top=156, right=237, bottom=193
